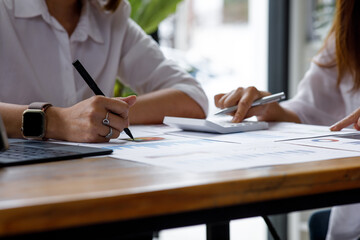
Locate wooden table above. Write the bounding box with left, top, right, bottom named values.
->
left=1, top=155, right=360, bottom=239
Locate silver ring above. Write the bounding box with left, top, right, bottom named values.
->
left=102, top=112, right=110, bottom=126
left=105, top=127, right=113, bottom=139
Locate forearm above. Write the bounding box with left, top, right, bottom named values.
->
left=0, top=102, right=62, bottom=139
left=259, top=102, right=301, bottom=123
left=0, top=103, right=27, bottom=138
left=129, top=89, right=206, bottom=124
left=0, top=103, right=66, bottom=140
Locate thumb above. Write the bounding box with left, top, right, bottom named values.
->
left=119, top=95, right=137, bottom=107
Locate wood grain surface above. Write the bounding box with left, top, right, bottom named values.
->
left=1, top=156, right=360, bottom=236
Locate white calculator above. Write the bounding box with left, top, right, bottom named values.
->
left=163, top=116, right=268, bottom=134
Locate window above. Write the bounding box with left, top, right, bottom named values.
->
left=310, top=0, right=335, bottom=41
left=159, top=0, right=269, bottom=114
left=289, top=0, right=335, bottom=97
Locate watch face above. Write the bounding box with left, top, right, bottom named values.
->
left=22, top=111, right=45, bottom=137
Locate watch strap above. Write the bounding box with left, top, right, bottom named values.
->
left=28, top=102, right=52, bottom=112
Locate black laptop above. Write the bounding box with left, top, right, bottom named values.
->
left=0, top=116, right=112, bottom=167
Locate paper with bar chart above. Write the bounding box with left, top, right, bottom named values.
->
left=102, top=136, right=359, bottom=172
left=55, top=123, right=360, bottom=172
left=285, top=133, right=360, bottom=152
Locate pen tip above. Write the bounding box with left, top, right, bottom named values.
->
left=124, top=128, right=134, bottom=140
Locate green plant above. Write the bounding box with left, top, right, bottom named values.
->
left=129, top=0, right=183, bottom=34
left=114, top=78, right=137, bottom=97
left=114, top=0, right=183, bottom=97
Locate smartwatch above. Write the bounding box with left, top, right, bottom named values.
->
left=21, top=102, right=52, bottom=140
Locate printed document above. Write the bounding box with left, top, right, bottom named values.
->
left=54, top=123, right=360, bottom=172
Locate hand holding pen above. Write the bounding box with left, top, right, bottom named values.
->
left=73, top=60, right=135, bottom=140
left=214, top=87, right=286, bottom=123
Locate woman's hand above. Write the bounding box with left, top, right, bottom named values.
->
left=330, top=108, right=360, bottom=131
left=214, top=87, right=301, bottom=123
left=47, top=95, right=136, bottom=142
left=215, top=87, right=272, bottom=122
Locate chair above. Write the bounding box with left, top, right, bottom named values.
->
left=308, top=209, right=331, bottom=240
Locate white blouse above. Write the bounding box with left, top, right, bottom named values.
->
left=0, top=0, right=208, bottom=114
left=281, top=39, right=360, bottom=240
left=281, top=39, right=360, bottom=126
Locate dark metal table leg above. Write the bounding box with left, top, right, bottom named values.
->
left=206, top=221, right=230, bottom=240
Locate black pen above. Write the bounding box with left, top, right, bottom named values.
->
left=72, top=60, right=134, bottom=140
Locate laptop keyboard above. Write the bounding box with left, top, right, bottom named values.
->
left=0, top=139, right=113, bottom=166
left=0, top=145, right=77, bottom=163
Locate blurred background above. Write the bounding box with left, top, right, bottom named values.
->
left=127, top=0, right=336, bottom=239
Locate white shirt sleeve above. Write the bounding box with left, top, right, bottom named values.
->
left=118, top=19, right=209, bottom=116
left=280, top=40, right=345, bottom=126
left=326, top=203, right=360, bottom=240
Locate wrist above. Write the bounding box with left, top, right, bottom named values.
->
left=259, top=103, right=301, bottom=123
left=282, top=108, right=301, bottom=123
left=45, top=106, right=65, bottom=140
